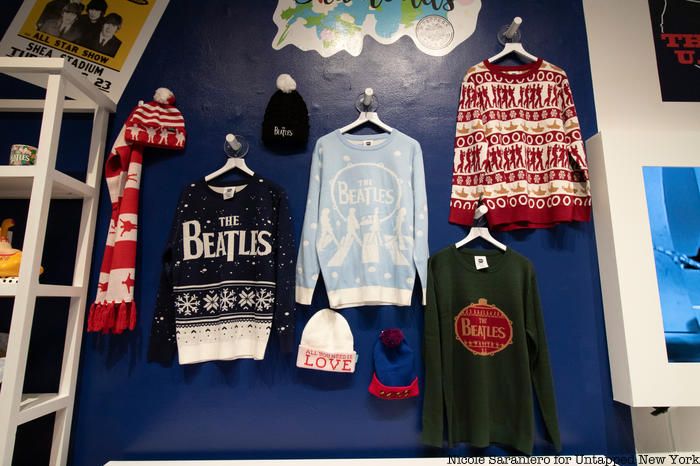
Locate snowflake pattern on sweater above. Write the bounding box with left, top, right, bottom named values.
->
left=449, top=58, right=591, bottom=230
left=148, top=179, right=295, bottom=365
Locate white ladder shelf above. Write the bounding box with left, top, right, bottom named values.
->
left=0, top=57, right=116, bottom=466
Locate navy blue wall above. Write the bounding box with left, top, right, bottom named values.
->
left=0, top=1, right=635, bottom=464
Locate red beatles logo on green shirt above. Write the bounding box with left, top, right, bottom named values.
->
left=454, top=298, right=513, bottom=356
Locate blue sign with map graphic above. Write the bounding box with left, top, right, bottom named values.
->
left=272, top=0, right=481, bottom=57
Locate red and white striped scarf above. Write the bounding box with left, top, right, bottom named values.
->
left=88, top=91, right=185, bottom=334
left=88, top=126, right=143, bottom=334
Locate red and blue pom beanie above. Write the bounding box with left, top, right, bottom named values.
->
left=368, top=328, right=419, bottom=400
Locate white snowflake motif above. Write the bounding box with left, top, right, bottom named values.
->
left=543, top=174, right=549, bottom=183
left=551, top=109, right=558, bottom=117
left=509, top=110, right=517, bottom=118
left=534, top=174, right=541, bottom=183
left=457, top=176, right=464, bottom=185
left=255, top=289, right=274, bottom=311
left=219, top=288, right=235, bottom=311
left=508, top=173, right=516, bottom=182
left=533, top=112, right=540, bottom=120
left=203, top=292, right=220, bottom=314
left=489, top=111, right=495, bottom=119
left=485, top=176, right=492, bottom=184
left=518, top=110, right=525, bottom=118
left=501, top=111, right=507, bottom=120
left=175, top=293, right=199, bottom=316
left=238, top=288, right=255, bottom=310
left=566, top=108, right=574, bottom=118
left=495, top=173, right=503, bottom=182
left=518, top=171, right=526, bottom=180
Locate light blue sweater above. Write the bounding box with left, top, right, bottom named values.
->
left=296, top=129, right=429, bottom=308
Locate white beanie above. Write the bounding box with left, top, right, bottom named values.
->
left=296, top=308, right=357, bottom=373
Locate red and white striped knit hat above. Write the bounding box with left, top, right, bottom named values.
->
left=125, top=88, right=186, bottom=150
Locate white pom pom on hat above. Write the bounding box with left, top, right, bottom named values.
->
left=153, top=87, right=175, bottom=105
left=276, top=74, right=297, bottom=93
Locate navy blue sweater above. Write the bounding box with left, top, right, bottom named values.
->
left=148, top=178, right=295, bottom=364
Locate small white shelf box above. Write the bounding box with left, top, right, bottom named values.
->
left=588, top=130, right=700, bottom=407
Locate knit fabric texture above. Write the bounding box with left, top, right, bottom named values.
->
left=88, top=125, right=143, bottom=334
left=262, top=88, right=309, bottom=153
left=422, top=245, right=561, bottom=454
left=125, top=99, right=186, bottom=150
left=449, top=58, right=591, bottom=230
left=148, top=178, right=295, bottom=365
left=296, top=129, right=429, bottom=308
left=296, top=308, right=357, bottom=373
left=368, top=329, right=419, bottom=400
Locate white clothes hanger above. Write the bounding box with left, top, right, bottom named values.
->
left=455, top=205, right=507, bottom=251
left=339, top=88, right=393, bottom=134
left=487, top=17, right=538, bottom=64
left=205, top=134, right=254, bottom=182
left=488, top=42, right=538, bottom=64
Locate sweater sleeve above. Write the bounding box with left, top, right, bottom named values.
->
left=559, top=72, right=590, bottom=186
left=449, top=72, right=484, bottom=226
left=412, top=142, right=429, bottom=305
left=147, top=210, right=180, bottom=365
left=275, top=190, right=296, bottom=353
left=421, top=258, right=444, bottom=447
left=295, top=140, right=323, bottom=305
left=525, top=265, right=562, bottom=451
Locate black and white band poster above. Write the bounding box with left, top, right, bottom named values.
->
left=0, top=0, right=170, bottom=102
left=648, top=0, right=700, bottom=102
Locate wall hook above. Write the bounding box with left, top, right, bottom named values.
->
left=224, top=133, right=249, bottom=158
left=355, top=87, right=379, bottom=113
left=498, top=16, right=523, bottom=45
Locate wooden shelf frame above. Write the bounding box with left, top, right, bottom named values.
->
left=0, top=57, right=116, bottom=112
left=0, top=166, right=96, bottom=199
left=0, top=284, right=84, bottom=298
left=0, top=57, right=114, bottom=466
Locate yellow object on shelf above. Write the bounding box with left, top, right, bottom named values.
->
left=0, top=218, right=44, bottom=278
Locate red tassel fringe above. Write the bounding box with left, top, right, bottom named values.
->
left=102, top=302, right=114, bottom=333
left=87, top=301, right=137, bottom=334
left=87, top=303, right=96, bottom=332
left=128, top=301, right=137, bottom=331
left=114, top=300, right=126, bottom=334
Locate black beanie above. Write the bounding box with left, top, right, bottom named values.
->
left=262, top=74, right=309, bottom=153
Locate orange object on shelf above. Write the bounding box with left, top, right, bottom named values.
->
left=0, top=218, right=44, bottom=279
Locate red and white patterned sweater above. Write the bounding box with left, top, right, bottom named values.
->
left=449, top=58, right=591, bottom=230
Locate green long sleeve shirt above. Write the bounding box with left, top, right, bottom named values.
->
left=422, top=246, right=561, bottom=454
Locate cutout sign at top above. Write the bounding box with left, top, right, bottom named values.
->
left=272, top=0, right=482, bottom=57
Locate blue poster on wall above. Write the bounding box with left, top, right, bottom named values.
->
left=643, top=166, right=700, bottom=362
left=647, top=0, right=700, bottom=102
left=272, top=0, right=481, bottom=57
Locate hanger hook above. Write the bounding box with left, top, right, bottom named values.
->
left=355, top=87, right=379, bottom=113
left=497, top=16, right=522, bottom=45
left=472, top=200, right=488, bottom=227
left=224, top=133, right=249, bottom=158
